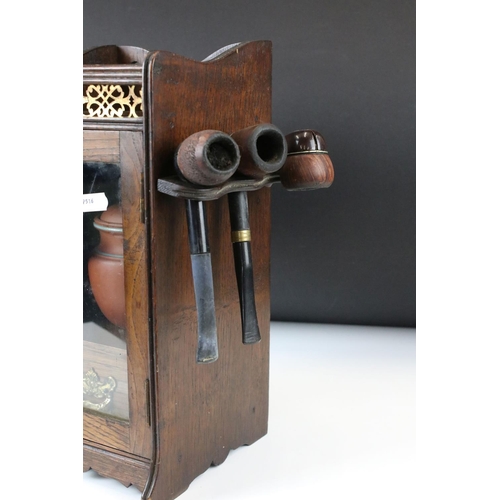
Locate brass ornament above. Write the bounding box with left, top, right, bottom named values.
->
left=83, top=84, right=143, bottom=119
left=83, top=368, right=117, bottom=411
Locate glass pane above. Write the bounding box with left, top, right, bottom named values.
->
left=83, top=161, right=129, bottom=421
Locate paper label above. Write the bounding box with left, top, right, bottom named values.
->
left=83, top=193, right=108, bottom=213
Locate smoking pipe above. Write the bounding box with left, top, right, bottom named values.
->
left=279, top=129, right=334, bottom=190
left=229, top=124, right=288, bottom=344
left=175, top=130, right=241, bottom=363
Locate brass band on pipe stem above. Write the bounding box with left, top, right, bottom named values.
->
left=231, top=229, right=251, bottom=243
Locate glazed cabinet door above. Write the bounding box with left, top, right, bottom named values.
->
left=83, top=130, right=152, bottom=460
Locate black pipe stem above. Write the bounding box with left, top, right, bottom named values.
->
left=227, top=191, right=261, bottom=344
left=185, top=199, right=218, bottom=363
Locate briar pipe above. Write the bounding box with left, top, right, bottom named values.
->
left=229, top=124, right=288, bottom=344
left=175, top=130, right=241, bottom=363
left=279, top=129, right=334, bottom=190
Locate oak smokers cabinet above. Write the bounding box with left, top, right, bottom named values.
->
left=83, top=40, right=335, bottom=499
left=83, top=42, right=274, bottom=499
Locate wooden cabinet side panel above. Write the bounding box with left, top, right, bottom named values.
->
left=145, top=41, right=272, bottom=500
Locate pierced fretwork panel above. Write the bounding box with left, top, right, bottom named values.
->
left=83, top=84, right=143, bottom=119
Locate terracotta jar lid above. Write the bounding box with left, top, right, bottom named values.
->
left=93, top=205, right=123, bottom=233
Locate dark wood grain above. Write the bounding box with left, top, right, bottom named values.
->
left=83, top=442, right=151, bottom=491
left=143, top=41, right=272, bottom=500
left=83, top=412, right=130, bottom=449
left=279, top=153, right=334, bottom=191
left=83, top=131, right=119, bottom=163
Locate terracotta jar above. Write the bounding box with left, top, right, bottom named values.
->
left=88, top=205, right=126, bottom=329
